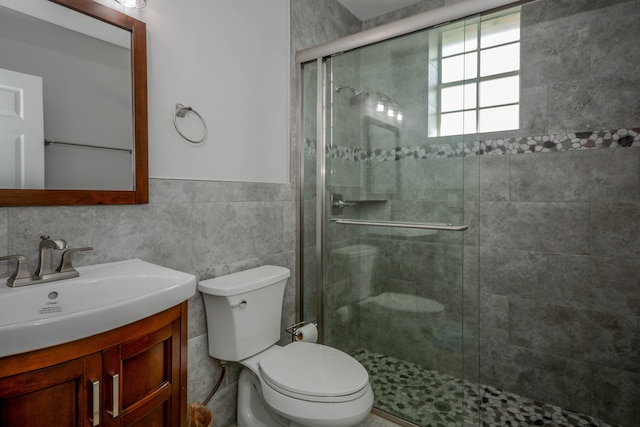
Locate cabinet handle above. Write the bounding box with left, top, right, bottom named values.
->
left=91, top=379, right=100, bottom=426
left=108, top=373, right=119, bottom=418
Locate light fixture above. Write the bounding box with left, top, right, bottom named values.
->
left=115, top=0, right=146, bottom=8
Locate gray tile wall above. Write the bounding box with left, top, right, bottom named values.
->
left=0, top=180, right=295, bottom=427
left=476, top=2, right=640, bottom=424
left=478, top=149, right=640, bottom=425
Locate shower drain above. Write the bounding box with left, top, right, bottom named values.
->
left=434, top=401, right=452, bottom=413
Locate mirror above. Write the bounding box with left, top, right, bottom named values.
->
left=0, top=0, right=147, bottom=205
left=365, top=117, right=400, bottom=198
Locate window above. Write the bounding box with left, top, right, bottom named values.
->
left=431, top=9, right=521, bottom=136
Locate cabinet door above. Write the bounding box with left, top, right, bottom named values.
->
left=103, top=320, right=181, bottom=427
left=0, top=354, right=102, bottom=427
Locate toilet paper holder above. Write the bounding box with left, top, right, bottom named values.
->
left=285, top=321, right=317, bottom=342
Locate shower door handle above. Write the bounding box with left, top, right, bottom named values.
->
left=330, top=218, right=468, bottom=231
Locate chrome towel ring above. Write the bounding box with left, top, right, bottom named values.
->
left=173, top=103, right=208, bottom=144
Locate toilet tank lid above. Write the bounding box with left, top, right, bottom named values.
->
left=198, top=265, right=290, bottom=296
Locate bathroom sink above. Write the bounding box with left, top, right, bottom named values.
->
left=0, top=259, right=196, bottom=358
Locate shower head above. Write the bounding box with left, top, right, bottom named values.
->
left=335, top=84, right=355, bottom=94
left=349, top=91, right=370, bottom=106
left=335, top=84, right=370, bottom=106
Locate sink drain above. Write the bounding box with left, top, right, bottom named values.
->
left=434, top=401, right=452, bottom=413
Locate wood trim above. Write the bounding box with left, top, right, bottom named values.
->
left=0, top=359, right=84, bottom=398
left=120, top=382, right=172, bottom=426
left=132, top=18, right=149, bottom=204
left=120, top=324, right=172, bottom=360
left=177, top=303, right=188, bottom=427
left=0, top=358, right=86, bottom=426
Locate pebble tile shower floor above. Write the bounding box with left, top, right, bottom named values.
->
left=352, top=349, right=620, bottom=427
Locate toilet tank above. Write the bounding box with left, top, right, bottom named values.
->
left=198, top=265, right=290, bottom=361
left=332, top=244, right=378, bottom=302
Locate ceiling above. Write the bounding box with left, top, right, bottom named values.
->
left=336, top=0, right=425, bottom=21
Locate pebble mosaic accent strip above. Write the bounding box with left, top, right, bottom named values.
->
left=352, top=349, right=620, bottom=427
left=480, top=129, right=640, bottom=157
left=304, top=128, right=640, bottom=161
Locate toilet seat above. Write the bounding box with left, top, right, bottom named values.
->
left=364, top=292, right=444, bottom=314
left=258, top=342, right=370, bottom=403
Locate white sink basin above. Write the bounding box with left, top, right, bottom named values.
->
left=0, top=259, right=196, bottom=358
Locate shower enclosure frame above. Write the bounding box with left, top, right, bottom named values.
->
left=295, top=0, right=527, bottom=423
left=295, top=0, right=524, bottom=343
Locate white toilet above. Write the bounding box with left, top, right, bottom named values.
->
left=198, top=265, right=374, bottom=427
left=333, top=244, right=445, bottom=323
left=333, top=244, right=445, bottom=365
left=332, top=244, right=378, bottom=302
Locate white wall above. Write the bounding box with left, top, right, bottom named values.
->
left=2, top=0, right=291, bottom=186
left=119, top=0, right=291, bottom=184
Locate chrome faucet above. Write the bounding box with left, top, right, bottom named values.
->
left=0, top=236, right=93, bottom=287
left=36, top=236, right=68, bottom=276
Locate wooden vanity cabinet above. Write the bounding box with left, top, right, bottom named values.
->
left=0, top=302, right=188, bottom=427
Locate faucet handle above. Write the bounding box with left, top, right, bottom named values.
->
left=57, top=247, right=93, bottom=273
left=0, top=255, right=34, bottom=286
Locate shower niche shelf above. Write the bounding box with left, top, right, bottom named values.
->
left=331, top=193, right=387, bottom=214
left=345, top=199, right=388, bottom=204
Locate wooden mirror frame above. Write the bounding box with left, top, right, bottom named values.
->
left=0, top=0, right=148, bottom=206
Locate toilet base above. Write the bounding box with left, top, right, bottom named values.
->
left=237, top=367, right=372, bottom=427
left=238, top=368, right=288, bottom=427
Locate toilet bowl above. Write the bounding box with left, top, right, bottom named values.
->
left=198, top=265, right=373, bottom=427
left=358, top=292, right=445, bottom=365
left=240, top=342, right=374, bottom=427
left=362, top=292, right=445, bottom=327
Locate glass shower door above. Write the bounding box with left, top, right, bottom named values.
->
left=320, top=20, right=478, bottom=427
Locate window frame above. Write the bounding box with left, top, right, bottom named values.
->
left=435, top=9, right=521, bottom=136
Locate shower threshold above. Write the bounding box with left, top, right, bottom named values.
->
left=352, top=349, right=621, bottom=427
